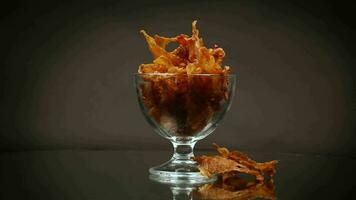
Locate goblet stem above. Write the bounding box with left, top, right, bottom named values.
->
left=149, top=140, right=216, bottom=182
left=172, top=141, right=196, bottom=161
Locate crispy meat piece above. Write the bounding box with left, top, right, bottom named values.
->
left=193, top=156, right=241, bottom=178
left=139, top=20, right=230, bottom=75
left=193, top=144, right=278, bottom=182
left=213, top=143, right=278, bottom=177
left=193, top=155, right=263, bottom=181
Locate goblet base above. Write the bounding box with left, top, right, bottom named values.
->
left=149, top=158, right=216, bottom=184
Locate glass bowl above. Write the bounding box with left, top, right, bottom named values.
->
left=134, top=73, right=236, bottom=183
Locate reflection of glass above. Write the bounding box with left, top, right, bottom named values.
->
left=135, top=74, right=236, bottom=183
left=149, top=175, right=202, bottom=200
left=149, top=174, right=276, bottom=200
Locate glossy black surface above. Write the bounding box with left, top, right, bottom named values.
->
left=0, top=149, right=355, bottom=199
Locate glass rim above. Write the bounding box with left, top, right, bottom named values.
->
left=133, top=73, right=237, bottom=77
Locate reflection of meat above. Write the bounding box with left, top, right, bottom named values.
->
left=140, top=75, right=230, bottom=136
left=193, top=176, right=276, bottom=200
left=193, top=144, right=278, bottom=182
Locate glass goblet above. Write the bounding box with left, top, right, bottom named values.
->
left=134, top=73, right=236, bottom=183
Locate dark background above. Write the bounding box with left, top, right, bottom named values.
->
left=1, top=0, right=355, bottom=157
